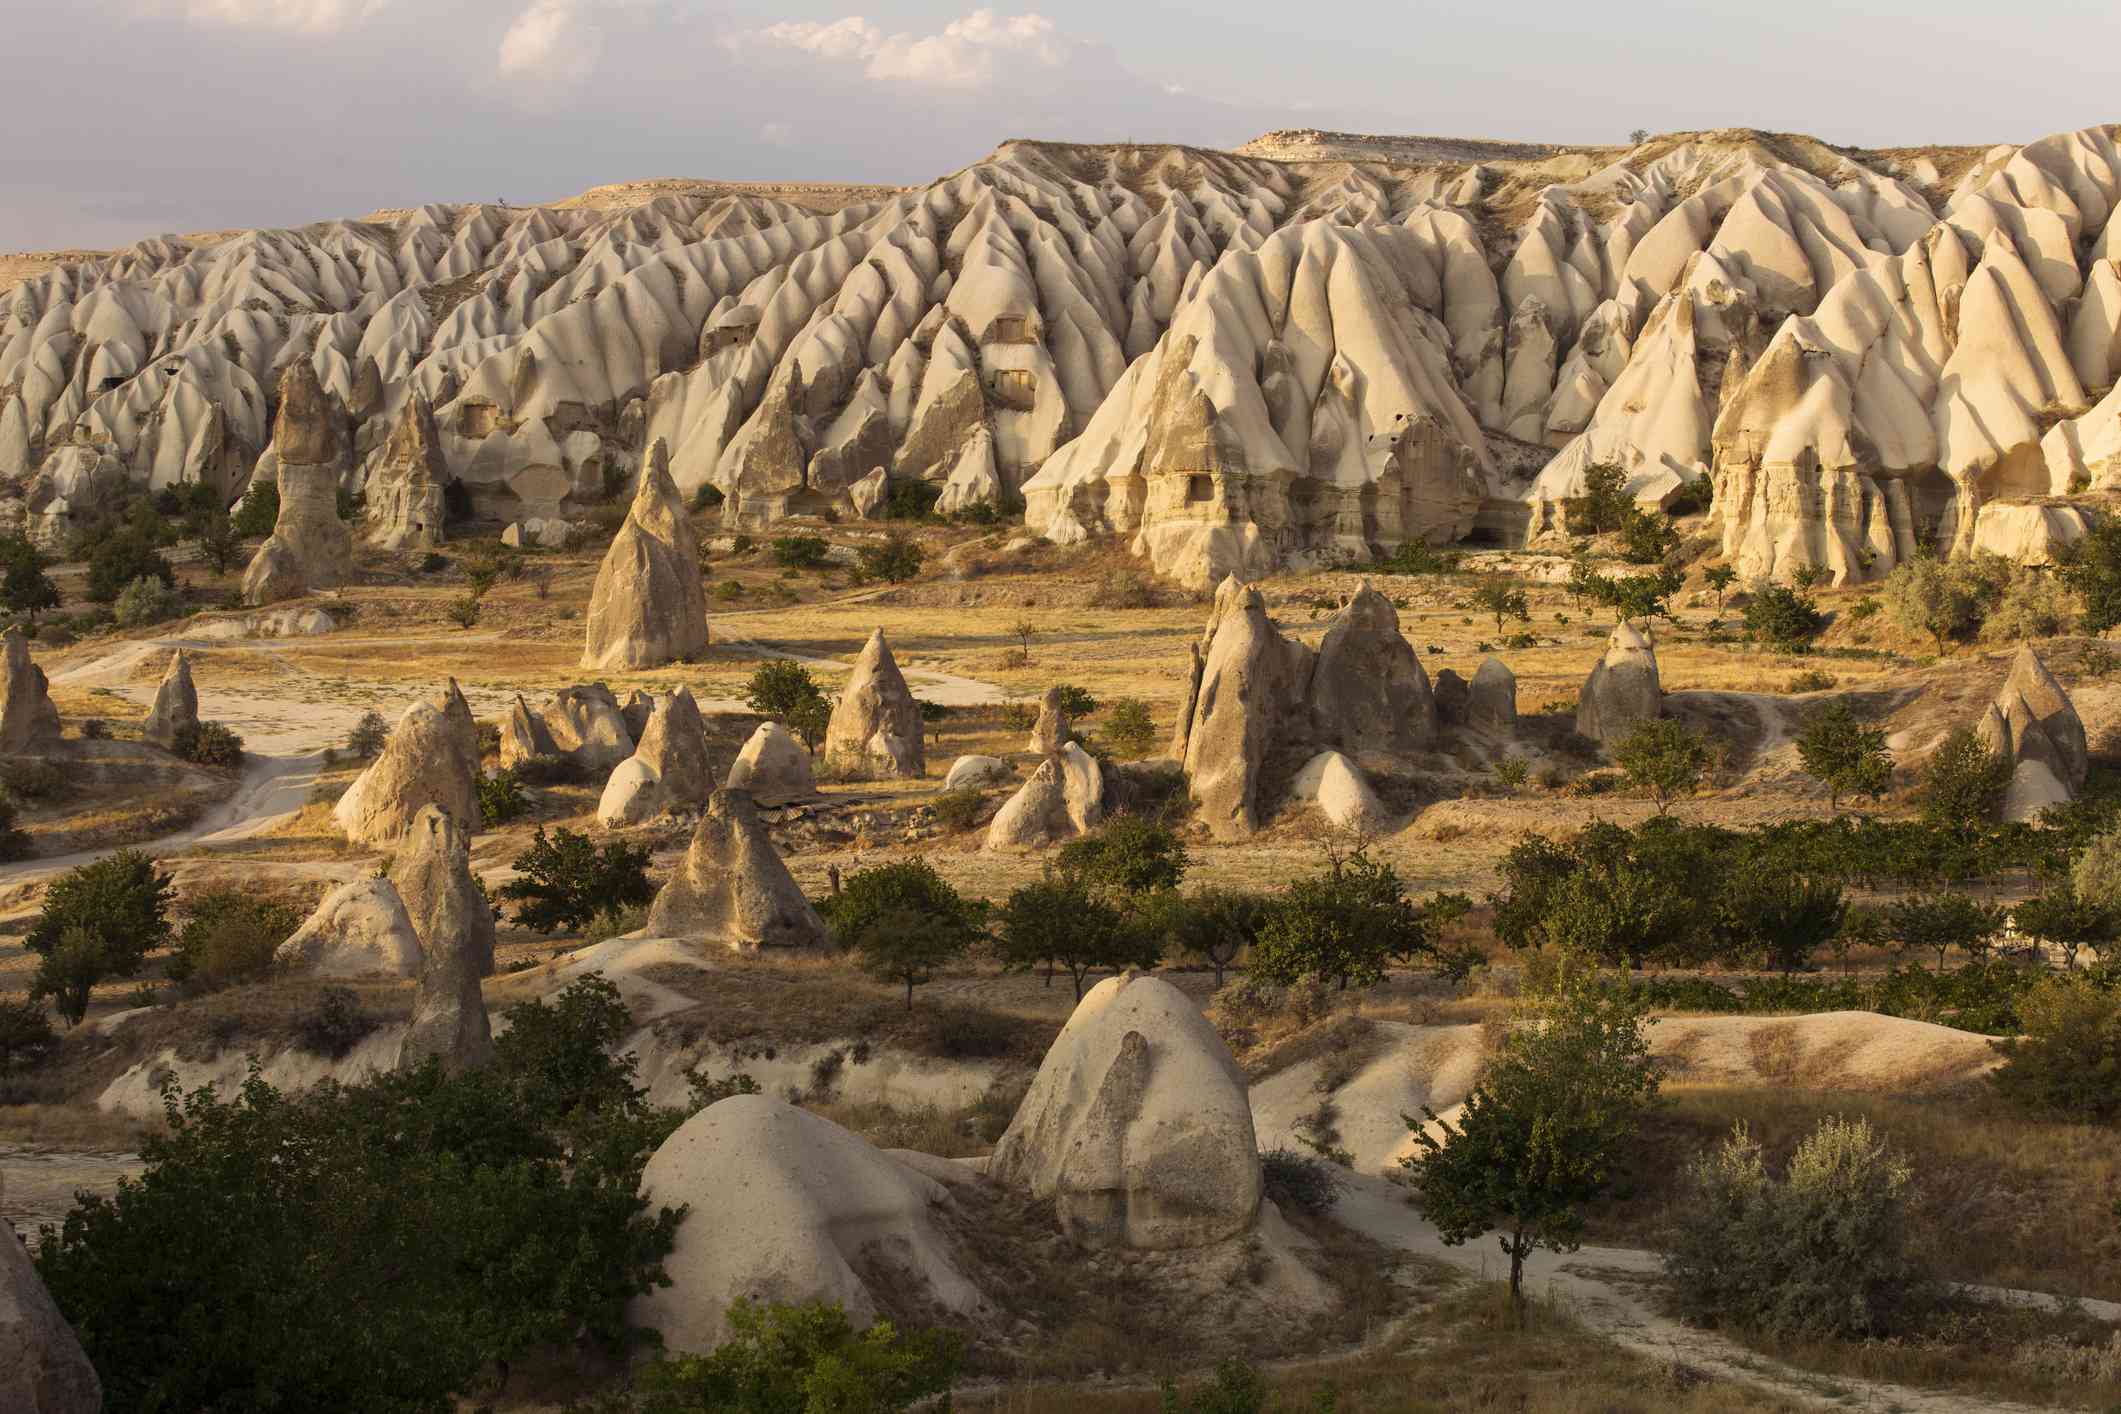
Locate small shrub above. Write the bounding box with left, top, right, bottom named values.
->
left=714, top=579, right=744, bottom=603
left=167, top=889, right=302, bottom=990
left=624, top=1299, right=960, bottom=1413
left=1662, top=1116, right=1934, bottom=1339
left=37, top=623, right=75, bottom=647
left=299, top=987, right=375, bottom=1058
left=583, top=903, right=649, bottom=946
left=445, top=595, right=482, bottom=630
left=1101, top=697, right=1157, bottom=758
left=173, top=720, right=244, bottom=768
left=1492, top=755, right=1530, bottom=792
left=857, top=535, right=922, bottom=583
left=1088, top=568, right=1159, bottom=609
left=0, top=993, right=58, bottom=1089
left=930, top=788, right=984, bottom=832
left=1261, top=1146, right=1341, bottom=1215
left=1990, top=974, right=2121, bottom=1120
left=231, top=478, right=279, bottom=536
left=346, top=710, right=388, bottom=758
left=512, top=753, right=590, bottom=787
left=1917, top=726, right=2010, bottom=830
left=1786, top=668, right=1838, bottom=693
left=1744, top=584, right=1825, bottom=652
left=770, top=534, right=830, bottom=569
left=0, top=796, right=31, bottom=862
left=881, top=479, right=942, bottom=521
left=498, top=826, right=655, bottom=932
left=478, top=769, right=529, bottom=826
left=114, top=574, right=183, bottom=628
left=1053, top=683, right=1098, bottom=718
left=1, top=756, right=70, bottom=801
left=86, top=529, right=176, bottom=604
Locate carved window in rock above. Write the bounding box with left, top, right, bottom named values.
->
left=456, top=401, right=499, bottom=438
left=987, top=368, right=1038, bottom=411
left=1185, top=473, right=1217, bottom=505
left=983, top=313, right=1035, bottom=345
left=704, top=320, right=757, bottom=355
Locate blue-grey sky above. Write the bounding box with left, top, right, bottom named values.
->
left=8, top=0, right=2118, bottom=250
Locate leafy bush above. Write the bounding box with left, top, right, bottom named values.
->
left=1916, top=726, right=2010, bottom=830
left=27, top=850, right=173, bottom=1024
left=446, top=594, right=482, bottom=629
left=1253, top=846, right=1469, bottom=989
left=1564, top=461, right=1633, bottom=535
left=85, top=527, right=176, bottom=603
left=167, top=889, right=302, bottom=990
left=822, top=859, right=983, bottom=951
left=0, top=794, right=31, bottom=862
left=113, top=572, right=183, bottom=628
left=478, top=768, right=529, bottom=826
left=746, top=659, right=829, bottom=723
left=346, top=710, right=388, bottom=758
left=1616, top=507, right=1678, bottom=565
left=0, top=756, right=67, bottom=801
left=498, top=827, right=655, bottom=932
left=35, top=980, right=685, bottom=1413
left=1882, top=555, right=1984, bottom=652
left=231, top=477, right=279, bottom=536
left=857, top=535, right=922, bottom=583
left=1989, top=974, right=2121, bottom=1119
left=770, top=534, right=830, bottom=569
left=1794, top=700, right=1892, bottom=810
left=1100, top=697, right=1157, bottom=759
left=1743, top=584, right=1825, bottom=651
left=1372, top=539, right=1462, bottom=575
left=1786, top=668, right=1838, bottom=693
left=996, top=876, right=1160, bottom=1000
left=880, top=479, right=942, bottom=521
left=1087, top=568, right=1160, bottom=608
left=0, top=534, right=60, bottom=622
left=1261, top=1146, right=1341, bottom=1216
left=1159, top=1358, right=1272, bottom=1414
left=512, top=752, right=591, bottom=786
left=1052, top=682, right=1097, bottom=718
left=0, top=994, right=58, bottom=1090
left=612, top=1299, right=960, bottom=1414
left=173, top=720, right=244, bottom=768
left=1613, top=718, right=1709, bottom=814
left=294, top=986, right=375, bottom=1060
left=1982, top=567, right=2074, bottom=641
left=929, top=787, right=984, bottom=832
left=1057, top=815, right=1190, bottom=899
left=1662, top=1116, right=1933, bottom=1339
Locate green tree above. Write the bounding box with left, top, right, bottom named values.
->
left=1595, top=565, right=1684, bottom=623
left=851, top=906, right=975, bottom=1009
left=1793, top=701, right=1894, bottom=812
left=1472, top=576, right=1531, bottom=633
left=1990, top=975, right=2121, bottom=1119
left=1744, top=584, right=1825, bottom=652
left=498, top=827, right=654, bottom=932
left=996, top=875, right=1161, bottom=999
left=623, top=1299, right=961, bottom=1414
left=1056, top=815, right=1190, bottom=900
left=1703, top=564, right=1737, bottom=610
left=0, top=535, right=60, bottom=623
left=195, top=509, right=243, bottom=575
left=1564, top=461, right=1632, bottom=535
left=2012, top=883, right=2119, bottom=968
left=85, top=527, right=175, bottom=603
left=231, top=477, right=279, bottom=536
left=1489, top=820, right=1719, bottom=970
left=1613, top=718, right=1709, bottom=815
left=2056, top=513, right=2121, bottom=636
left=823, top=860, right=984, bottom=956
left=1882, top=556, right=1980, bottom=653
left=1886, top=892, right=2006, bottom=970
left=1616, top=507, right=1678, bottom=565
left=166, top=889, right=302, bottom=990
left=1717, top=862, right=1846, bottom=972
left=1915, top=726, right=2010, bottom=831
left=746, top=659, right=830, bottom=726
left=27, top=849, right=174, bottom=1024
left=1101, top=697, right=1157, bottom=759
left=1399, top=969, right=1660, bottom=1320
left=770, top=535, right=830, bottom=569
left=1251, top=846, right=1468, bottom=990
left=1163, top=888, right=1271, bottom=989
left=0, top=993, right=58, bottom=1092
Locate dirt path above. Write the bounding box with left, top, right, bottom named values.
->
left=1333, top=1173, right=2116, bottom=1412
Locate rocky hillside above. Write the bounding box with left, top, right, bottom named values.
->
left=4, top=124, right=2119, bottom=587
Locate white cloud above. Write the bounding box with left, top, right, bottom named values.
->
left=743, top=8, right=1075, bottom=92
left=170, top=0, right=392, bottom=32
left=497, top=0, right=605, bottom=86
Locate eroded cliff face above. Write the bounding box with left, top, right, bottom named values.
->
left=7, top=125, right=2120, bottom=584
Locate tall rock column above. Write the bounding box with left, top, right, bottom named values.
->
left=0, top=626, right=63, bottom=754
left=823, top=630, right=924, bottom=778
left=364, top=393, right=449, bottom=551
left=242, top=361, right=355, bottom=606
left=582, top=439, right=708, bottom=670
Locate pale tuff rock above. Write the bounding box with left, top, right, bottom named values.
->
left=0, top=627, right=62, bottom=754
left=596, top=690, right=713, bottom=826
left=725, top=721, right=816, bottom=803
left=1308, top=581, right=1436, bottom=756
left=985, top=744, right=1104, bottom=850
left=23, top=444, right=125, bottom=550
left=582, top=440, right=708, bottom=671
left=242, top=362, right=355, bottom=606
left=1029, top=685, right=1069, bottom=754
left=1576, top=623, right=1663, bottom=745
left=1977, top=645, right=2089, bottom=821
left=498, top=693, right=559, bottom=766
left=824, top=629, right=924, bottom=778
left=0, top=1169, right=102, bottom=1414
left=142, top=648, right=198, bottom=750
left=645, top=789, right=829, bottom=952
left=943, top=754, right=1014, bottom=790
left=500, top=517, right=574, bottom=549
left=1970, top=502, right=2091, bottom=565
left=1181, top=579, right=1315, bottom=840
left=274, top=877, right=423, bottom=979
left=1468, top=656, right=1518, bottom=732
left=545, top=684, right=636, bottom=770
left=989, top=973, right=1263, bottom=1250
left=620, top=688, right=655, bottom=740
left=13, top=128, right=2121, bottom=592
left=392, top=803, right=496, bottom=979
left=364, top=393, right=448, bottom=551
left=848, top=466, right=890, bottom=519
left=1285, top=750, right=1388, bottom=834
left=632, top=1095, right=983, bottom=1354
left=333, top=687, right=482, bottom=848
left=396, top=823, right=497, bottom=1075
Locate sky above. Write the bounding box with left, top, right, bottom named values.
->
left=7, top=0, right=2120, bottom=251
